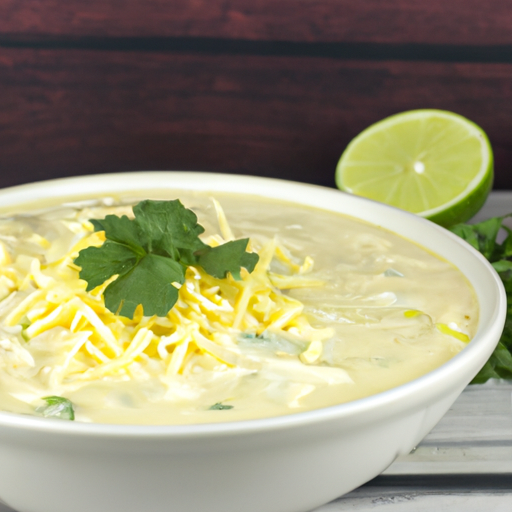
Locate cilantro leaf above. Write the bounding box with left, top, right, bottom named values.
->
left=104, top=254, right=184, bottom=318
left=450, top=215, right=512, bottom=383
left=74, top=241, right=139, bottom=291
left=451, top=215, right=512, bottom=260
left=493, top=260, right=512, bottom=273
left=75, top=200, right=259, bottom=319
left=91, top=215, right=144, bottom=254
left=198, top=239, right=259, bottom=280
left=133, top=200, right=207, bottom=256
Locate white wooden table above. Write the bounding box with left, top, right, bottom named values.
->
left=1, top=193, right=511, bottom=512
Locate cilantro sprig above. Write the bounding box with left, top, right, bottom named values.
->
left=450, top=214, right=512, bottom=383
left=74, top=200, right=259, bottom=319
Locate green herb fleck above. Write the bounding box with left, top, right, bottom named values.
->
left=238, top=331, right=306, bottom=355
left=450, top=214, right=512, bottom=383
left=19, top=316, right=30, bottom=330
left=37, top=396, right=75, bottom=420
left=19, top=315, right=31, bottom=341
left=209, top=402, right=234, bottom=410
left=74, top=200, right=259, bottom=319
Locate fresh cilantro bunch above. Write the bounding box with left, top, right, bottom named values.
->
left=74, top=200, right=259, bottom=319
left=450, top=215, right=512, bottom=383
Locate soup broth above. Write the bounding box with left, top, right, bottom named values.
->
left=0, top=192, right=478, bottom=424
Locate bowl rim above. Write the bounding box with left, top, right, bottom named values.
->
left=0, top=171, right=506, bottom=438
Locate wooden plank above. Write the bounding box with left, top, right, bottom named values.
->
left=326, top=475, right=512, bottom=512
left=1, top=0, right=512, bottom=45
left=2, top=49, right=512, bottom=190
left=385, top=382, right=512, bottom=474
left=1, top=484, right=511, bottom=512
left=329, top=494, right=512, bottom=512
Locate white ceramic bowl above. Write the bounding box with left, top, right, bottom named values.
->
left=0, top=172, right=506, bottom=512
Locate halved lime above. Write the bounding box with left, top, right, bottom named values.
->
left=335, top=110, right=494, bottom=227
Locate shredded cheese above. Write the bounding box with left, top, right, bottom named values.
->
left=0, top=200, right=334, bottom=397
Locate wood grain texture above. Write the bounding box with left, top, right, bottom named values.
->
left=2, top=48, right=512, bottom=190
left=1, top=0, right=512, bottom=45
left=387, top=382, right=512, bottom=474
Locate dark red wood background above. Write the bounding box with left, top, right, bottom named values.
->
left=1, top=0, right=512, bottom=190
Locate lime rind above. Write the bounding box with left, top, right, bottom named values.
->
left=335, top=110, right=494, bottom=227
left=426, top=156, right=493, bottom=227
